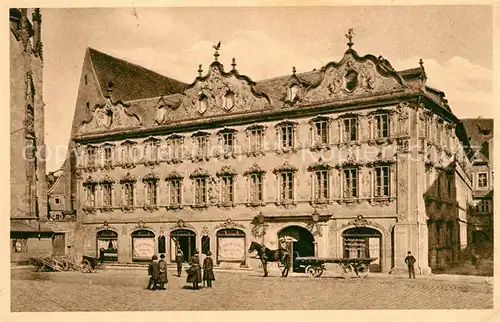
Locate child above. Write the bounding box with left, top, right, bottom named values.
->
left=203, top=251, right=215, bottom=288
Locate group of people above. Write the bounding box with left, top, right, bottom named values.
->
left=147, top=249, right=215, bottom=290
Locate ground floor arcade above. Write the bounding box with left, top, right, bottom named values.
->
left=73, top=213, right=430, bottom=273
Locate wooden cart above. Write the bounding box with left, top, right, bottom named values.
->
left=80, top=255, right=104, bottom=273
left=294, top=257, right=377, bottom=279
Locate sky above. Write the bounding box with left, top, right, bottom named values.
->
left=39, top=5, right=494, bottom=172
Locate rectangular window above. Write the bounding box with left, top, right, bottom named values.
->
left=195, top=178, right=207, bottom=205
left=87, top=147, right=96, bottom=168
left=447, top=176, right=453, bottom=196
left=146, top=181, right=157, bottom=206
left=343, top=168, right=358, bottom=198
left=121, top=144, right=134, bottom=164
left=54, top=196, right=60, bottom=205
left=281, top=125, right=294, bottom=149
left=124, top=183, right=134, bottom=207
left=374, top=114, right=389, bottom=139
left=196, top=136, right=209, bottom=158
left=221, top=176, right=234, bottom=203
left=314, top=170, right=329, bottom=200
left=86, top=185, right=96, bottom=207
left=343, top=118, right=358, bottom=142
left=250, top=128, right=263, bottom=152
left=169, top=179, right=182, bottom=205
left=102, top=184, right=112, bottom=207
left=249, top=173, right=263, bottom=202
left=314, top=121, right=329, bottom=145
left=478, top=173, right=488, bottom=188
left=104, top=146, right=112, bottom=167
left=145, top=141, right=158, bottom=162
left=279, top=172, right=294, bottom=201
left=374, top=166, right=390, bottom=197
left=169, top=138, right=183, bottom=160
left=222, top=132, right=234, bottom=154
left=476, top=200, right=490, bottom=214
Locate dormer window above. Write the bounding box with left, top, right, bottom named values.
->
left=198, top=94, right=208, bottom=114
left=223, top=90, right=235, bottom=111
left=344, top=70, right=358, bottom=92
left=288, top=84, right=300, bottom=101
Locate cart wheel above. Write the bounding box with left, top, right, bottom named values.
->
left=80, top=259, right=92, bottom=273
left=313, top=266, right=324, bottom=278
left=305, top=265, right=316, bottom=278
left=357, top=263, right=370, bottom=278
left=341, top=264, right=354, bottom=280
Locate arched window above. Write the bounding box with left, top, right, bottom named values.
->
left=158, top=235, right=166, bottom=254
left=96, top=230, right=118, bottom=262
left=216, top=228, right=246, bottom=264
left=131, top=230, right=155, bottom=262
left=201, top=235, right=211, bottom=255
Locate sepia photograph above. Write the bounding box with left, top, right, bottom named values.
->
left=7, top=2, right=496, bottom=315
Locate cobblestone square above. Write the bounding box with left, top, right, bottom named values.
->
left=10, top=268, right=494, bottom=311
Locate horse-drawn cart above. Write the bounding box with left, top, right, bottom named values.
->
left=294, top=257, right=377, bottom=279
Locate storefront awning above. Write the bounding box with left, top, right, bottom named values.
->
left=10, top=221, right=54, bottom=239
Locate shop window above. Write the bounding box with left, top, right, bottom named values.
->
left=131, top=230, right=155, bottom=262
left=216, top=228, right=246, bottom=264
left=97, top=230, right=118, bottom=262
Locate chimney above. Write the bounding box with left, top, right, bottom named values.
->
left=32, top=8, right=43, bottom=59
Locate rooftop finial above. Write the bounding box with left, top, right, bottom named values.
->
left=212, top=41, right=221, bottom=61
left=231, top=57, right=237, bottom=70
left=198, top=64, right=203, bottom=76
left=345, top=28, right=354, bottom=49
left=419, top=58, right=424, bottom=67
left=292, top=66, right=296, bottom=75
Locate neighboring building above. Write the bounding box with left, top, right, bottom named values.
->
left=58, top=32, right=474, bottom=273
left=461, top=118, right=494, bottom=256
left=10, top=8, right=54, bottom=263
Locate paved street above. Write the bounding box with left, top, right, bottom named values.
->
left=11, top=268, right=493, bottom=311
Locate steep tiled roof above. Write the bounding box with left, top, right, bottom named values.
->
left=461, top=118, right=493, bottom=163
left=88, top=48, right=188, bottom=101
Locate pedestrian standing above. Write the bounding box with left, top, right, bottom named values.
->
left=203, top=251, right=215, bottom=288
left=157, top=254, right=168, bottom=290
left=187, top=250, right=202, bottom=290
left=404, top=251, right=416, bottom=279
left=176, top=249, right=184, bottom=277
left=474, top=253, right=481, bottom=271
left=147, top=255, right=160, bottom=290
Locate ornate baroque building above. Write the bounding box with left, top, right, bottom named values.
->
left=59, top=32, right=474, bottom=273
left=10, top=8, right=54, bottom=263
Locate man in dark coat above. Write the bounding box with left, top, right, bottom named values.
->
left=203, top=251, right=215, bottom=288
left=175, top=249, right=184, bottom=277
left=157, top=254, right=168, bottom=290
left=147, top=255, right=160, bottom=290
left=404, top=251, right=416, bottom=279
left=187, top=250, right=202, bottom=290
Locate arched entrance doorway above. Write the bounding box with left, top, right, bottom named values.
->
left=216, top=228, right=246, bottom=265
left=131, top=230, right=155, bottom=262
left=170, top=229, right=196, bottom=263
left=342, top=227, right=382, bottom=272
left=96, top=230, right=118, bottom=262
left=278, top=226, right=315, bottom=271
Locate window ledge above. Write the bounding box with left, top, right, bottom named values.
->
left=245, top=202, right=266, bottom=207
left=82, top=206, right=96, bottom=213
left=121, top=205, right=135, bottom=212
left=217, top=202, right=235, bottom=209
left=167, top=158, right=184, bottom=164
left=310, top=144, right=331, bottom=152
left=143, top=205, right=159, bottom=212
left=246, top=151, right=265, bottom=157
left=98, top=206, right=114, bottom=212
left=166, top=205, right=183, bottom=210
left=191, top=204, right=209, bottom=209
left=275, top=201, right=297, bottom=208
left=120, top=163, right=136, bottom=169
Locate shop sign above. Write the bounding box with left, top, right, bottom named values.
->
left=218, top=237, right=244, bottom=261
left=133, top=238, right=154, bottom=259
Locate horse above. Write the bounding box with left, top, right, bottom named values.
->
left=248, top=241, right=291, bottom=277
